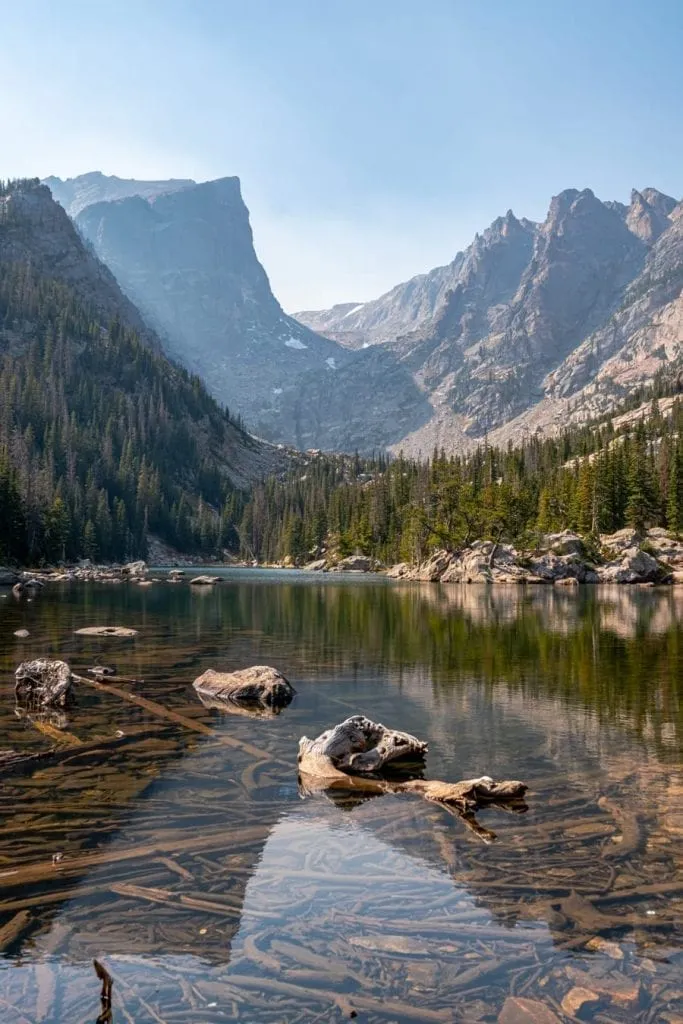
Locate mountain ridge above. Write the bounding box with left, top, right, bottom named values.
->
left=44, top=172, right=347, bottom=438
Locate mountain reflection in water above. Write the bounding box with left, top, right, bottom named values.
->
left=0, top=572, right=681, bottom=1022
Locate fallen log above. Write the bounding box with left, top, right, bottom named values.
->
left=298, top=716, right=527, bottom=823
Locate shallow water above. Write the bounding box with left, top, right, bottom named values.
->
left=0, top=572, right=681, bottom=1022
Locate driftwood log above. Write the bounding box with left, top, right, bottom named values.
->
left=298, top=716, right=527, bottom=832
left=14, top=659, right=74, bottom=708
left=193, top=666, right=295, bottom=711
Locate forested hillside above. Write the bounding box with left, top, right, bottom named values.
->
left=239, top=386, right=683, bottom=566
left=0, top=179, right=282, bottom=566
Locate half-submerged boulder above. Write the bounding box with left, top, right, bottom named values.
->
left=15, top=659, right=73, bottom=707
left=190, top=575, right=220, bottom=586
left=298, top=716, right=527, bottom=833
left=74, top=626, right=138, bottom=637
left=193, top=665, right=295, bottom=711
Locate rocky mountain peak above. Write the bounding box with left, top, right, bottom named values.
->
left=44, top=171, right=196, bottom=218
left=626, top=187, right=677, bottom=243
left=61, top=174, right=344, bottom=434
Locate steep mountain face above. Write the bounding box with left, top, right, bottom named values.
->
left=44, top=171, right=195, bottom=218
left=292, top=187, right=682, bottom=455
left=0, top=178, right=287, bottom=564
left=45, top=174, right=346, bottom=434
left=0, top=180, right=157, bottom=346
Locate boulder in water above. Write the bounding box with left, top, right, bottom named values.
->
left=15, top=659, right=73, bottom=707
left=190, top=575, right=220, bottom=586
left=193, top=665, right=295, bottom=708
left=74, top=626, right=138, bottom=637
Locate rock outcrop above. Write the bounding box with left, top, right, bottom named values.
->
left=384, top=530, right=677, bottom=585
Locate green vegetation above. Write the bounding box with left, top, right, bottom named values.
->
left=0, top=258, right=247, bottom=565
left=239, top=394, right=683, bottom=565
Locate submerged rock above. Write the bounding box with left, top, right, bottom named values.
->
left=190, top=575, right=220, bottom=586
left=15, top=659, right=73, bottom=707
left=193, top=665, right=295, bottom=708
left=74, top=626, right=138, bottom=637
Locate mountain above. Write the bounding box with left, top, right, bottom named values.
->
left=44, top=171, right=195, bottom=218
left=293, top=187, right=683, bottom=455
left=44, top=173, right=346, bottom=435
left=0, top=178, right=286, bottom=565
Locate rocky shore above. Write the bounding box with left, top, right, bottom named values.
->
left=383, top=529, right=683, bottom=586
left=301, top=529, right=683, bottom=585
left=3, top=530, right=683, bottom=590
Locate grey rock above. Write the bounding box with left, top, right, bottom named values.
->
left=193, top=666, right=294, bottom=708
left=13, top=629, right=30, bottom=638
left=0, top=567, right=19, bottom=586
left=329, top=555, right=376, bottom=573
left=15, top=659, right=73, bottom=707
left=303, top=558, right=327, bottom=572
left=596, top=547, right=663, bottom=584
left=189, top=575, right=220, bottom=586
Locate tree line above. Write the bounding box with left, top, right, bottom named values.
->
left=0, top=258, right=247, bottom=565
left=238, top=393, right=683, bottom=565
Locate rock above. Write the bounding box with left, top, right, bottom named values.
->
left=87, top=665, right=117, bottom=677
left=137, top=580, right=154, bottom=587
left=74, top=626, right=138, bottom=637
left=193, top=666, right=295, bottom=708
left=597, top=546, right=663, bottom=583
left=543, top=531, right=585, bottom=556
left=21, top=578, right=45, bottom=589
left=15, top=659, right=73, bottom=707
left=0, top=567, right=20, bottom=586
left=415, top=550, right=456, bottom=582
left=555, top=576, right=579, bottom=587
left=385, top=562, right=412, bottom=579
left=498, top=996, right=562, bottom=1023
left=585, top=936, right=624, bottom=959
left=330, top=555, right=375, bottom=573
left=560, top=987, right=601, bottom=1018
left=13, top=629, right=30, bottom=638
left=565, top=967, right=641, bottom=1007
left=123, top=560, right=147, bottom=575
left=303, top=558, right=327, bottom=572
left=190, top=575, right=220, bottom=586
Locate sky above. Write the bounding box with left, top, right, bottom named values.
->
left=1, top=0, right=682, bottom=310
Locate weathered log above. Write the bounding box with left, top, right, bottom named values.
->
left=298, top=717, right=527, bottom=820
left=298, top=715, right=427, bottom=774
left=193, top=666, right=295, bottom=710
left=14, top=659, right=73, bottom=707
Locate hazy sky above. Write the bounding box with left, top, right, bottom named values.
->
left=2, top=0, right=682, bottom=310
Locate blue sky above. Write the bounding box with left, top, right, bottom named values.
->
left=2, top=0, right=682, bottom=309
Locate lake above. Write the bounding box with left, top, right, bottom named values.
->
left=0, top=571, right=681, bottom=1023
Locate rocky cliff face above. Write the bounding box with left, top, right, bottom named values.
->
left=0, top=181, right=157, bottom=346
left=1, top=178, right=288, bottom=488
left=294, top=187, right=682, bottom=455
left=46, top=174, right=346, bottom=435
left=44, top=171, right=195, bottom=218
